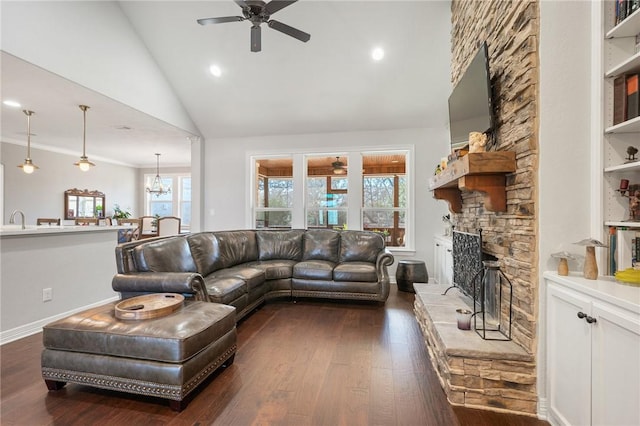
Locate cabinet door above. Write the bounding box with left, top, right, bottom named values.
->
left=591, top=301, right=640, bottom=426
left=443, top=244, right=453, bottom=285
left=433, top=240, right=444, bottom=284
left=547, top=283, right=592, bottom=426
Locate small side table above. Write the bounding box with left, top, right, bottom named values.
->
left=396, top=260, right=428, bottom=293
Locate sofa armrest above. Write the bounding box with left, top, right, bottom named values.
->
left=375, top=249, right=395, bottom=300
left=376, top=249, right=395, bottom=276
left=112, top=272, right=208, bottom=302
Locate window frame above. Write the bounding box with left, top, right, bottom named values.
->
left=143, top=172, right=191, bottom=231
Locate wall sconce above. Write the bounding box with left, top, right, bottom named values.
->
left=18, top=110, right=39, bottom=174
left=74, top=105, right=95, bottom=171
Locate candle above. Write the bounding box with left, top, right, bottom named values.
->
left=620, top=179, right=630, bottom=190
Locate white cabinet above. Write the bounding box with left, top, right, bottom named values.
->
left=545, top=273, right=640, bottom=426
left=433, top=235, right=453, bottom=285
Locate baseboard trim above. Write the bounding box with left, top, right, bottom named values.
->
left=0, top=296, right=120, bottom=345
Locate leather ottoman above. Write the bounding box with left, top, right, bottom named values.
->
left=41, top=300, right=237, bottom=411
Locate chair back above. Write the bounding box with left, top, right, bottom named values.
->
left=118, top=218, right=140, bottom=227
left=140, top=216, right=155, bottom=236
left=157, top=216, right=181, bottom=236
left=37, top=218, right=60, bottom=226
left=75, top=218, right=98, bottom=226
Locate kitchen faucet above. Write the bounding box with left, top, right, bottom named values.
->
left=9, top=210, right=26, bottom=230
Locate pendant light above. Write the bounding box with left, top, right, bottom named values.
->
left=18, top=110, right=38, bottom=174
left=146, top=153, right=171, bottom=197
left=74, top=105, right=95, bottom=171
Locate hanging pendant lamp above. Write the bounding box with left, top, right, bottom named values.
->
left=18, top=110, right=38, bottom=174
left=74, top=105, right=95, bottom=171
left=146, top=153, right=171, bottom=197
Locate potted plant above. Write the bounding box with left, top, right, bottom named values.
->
left=112, top=204, right=132, bottom=225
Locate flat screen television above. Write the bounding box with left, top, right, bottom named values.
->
left=448, top=42, right=494, bottom=150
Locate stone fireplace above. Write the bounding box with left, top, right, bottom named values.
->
left=415, top=0, right=539, bottom=416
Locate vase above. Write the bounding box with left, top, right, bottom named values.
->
left=558, top=258, right=569, bottom=276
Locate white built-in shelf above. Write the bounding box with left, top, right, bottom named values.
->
left=606, top=8, right=640, bottom=39
left=605, top=115, right=640, bottom=134
left=604, top=160, right=640, bottom=173
left=605, top=51, right=640, bottom=78
left=605, top=221, right=640, bottom=228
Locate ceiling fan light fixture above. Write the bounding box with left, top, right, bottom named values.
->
left=332, top=156, right=347, bottom=175
left=74, top=105, right=95, bottom=171
left=17, top=110, right=39, bottom=174
left=146, top=153, right=171, bottom=197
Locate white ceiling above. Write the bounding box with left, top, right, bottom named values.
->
left=1, top=0, right=452, bottom=168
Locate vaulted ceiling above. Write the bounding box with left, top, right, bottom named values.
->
left=1, top=1, right=452, bottom=167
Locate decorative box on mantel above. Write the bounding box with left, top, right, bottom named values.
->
left=428, top=152, right=516, bottom=213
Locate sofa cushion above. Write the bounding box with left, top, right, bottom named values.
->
left=133, top=237, right=197, bottom=273
left=256, top=230, right=304, bottom=261
left=333, top=262, right=377, bottom=282
left=302, top=229, right=340, bottom=263
left=214, top=231, right=259, bottom=268
left=203, top=276, right=247, bottom=305
left=187, top=232, right=224, bottom=276
left=339, top=231, right=384, bottom=263
left=246, top=260, right=297, bottom=280
left=293, top=260, right=335, bottom=281
left=210, top=266, right=265, bottom=291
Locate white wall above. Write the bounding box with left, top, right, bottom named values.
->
left=1, top=142, right=139, bottom=223
left=0, top=1, right=198, bottom=136
left=203, top=127, right=451, bottom=278
left=537, top=0, right=593, bottom=419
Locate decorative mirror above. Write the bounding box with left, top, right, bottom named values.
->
left=64, top=188, right=105, bottom=220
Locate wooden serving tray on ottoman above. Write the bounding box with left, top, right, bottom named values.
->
left=115, top=293, right=184, bottom=320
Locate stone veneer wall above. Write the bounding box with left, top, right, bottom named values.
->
left=414, top=0, right=540, bottom=416
left=451, top=0, right=539, bottom=355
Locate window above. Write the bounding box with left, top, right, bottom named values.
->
left=249, top=149, right=412, bottom=249
left=253, top=157, right=293, bottom=228
left=362, top=153, right=407, bottom=247
left=144, top=173, right=191, bottom=230
left=306, top=155, right=348, bottom=229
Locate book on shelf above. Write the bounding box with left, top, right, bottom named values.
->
left=614, top=75, right=628, bottom=125
left=615, top=0, right=640, bottom=25
left=627, top=74, right=639, bottom=120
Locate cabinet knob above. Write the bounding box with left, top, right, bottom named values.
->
left=577, top=311, right=587, bottom=319
left=447, top=249, right=452, bottom=253
left=586, top=316, right=597, bottom=324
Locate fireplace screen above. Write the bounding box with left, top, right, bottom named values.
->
left=447, top=230, right=483, bottom=301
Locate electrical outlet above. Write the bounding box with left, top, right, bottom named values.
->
left=42, top=288, right=53, bottom=302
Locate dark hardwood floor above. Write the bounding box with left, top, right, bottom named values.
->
left=0, top=289, right=548, bottom=425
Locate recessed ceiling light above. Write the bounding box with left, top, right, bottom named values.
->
left=3, top=100, right=21, bottom=108
left=209, top=65, right=222, bottom=77
left=371, top=47, right=385, bottom=61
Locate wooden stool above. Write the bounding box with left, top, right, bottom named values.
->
left=396, top=260, right=428, bottom=293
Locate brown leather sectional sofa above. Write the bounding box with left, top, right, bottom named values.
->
left=112, top=229, right=395, bottom=320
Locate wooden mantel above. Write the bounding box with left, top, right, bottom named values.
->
left=428, top=151, right=516, bottom=213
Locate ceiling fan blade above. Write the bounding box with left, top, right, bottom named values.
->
left=264, top=0, right=297, bottom=15
left=251, top=25, right=261, bottom=52
left=197, top=16, right=244, bottom=25
left=267, top=20, right=310, bottom=43
left=234, top=0, right=250, bottom=10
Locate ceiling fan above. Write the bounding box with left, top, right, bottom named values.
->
left=332, top=157, right=346, bottom=175
left=197, top=0, right=310, bottom=52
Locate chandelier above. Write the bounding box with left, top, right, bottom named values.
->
left=146, top=153, right=171, bottom=197
left=74, top=105, right=95, bottom=171
left=18, top=110, right=39, bottom=174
